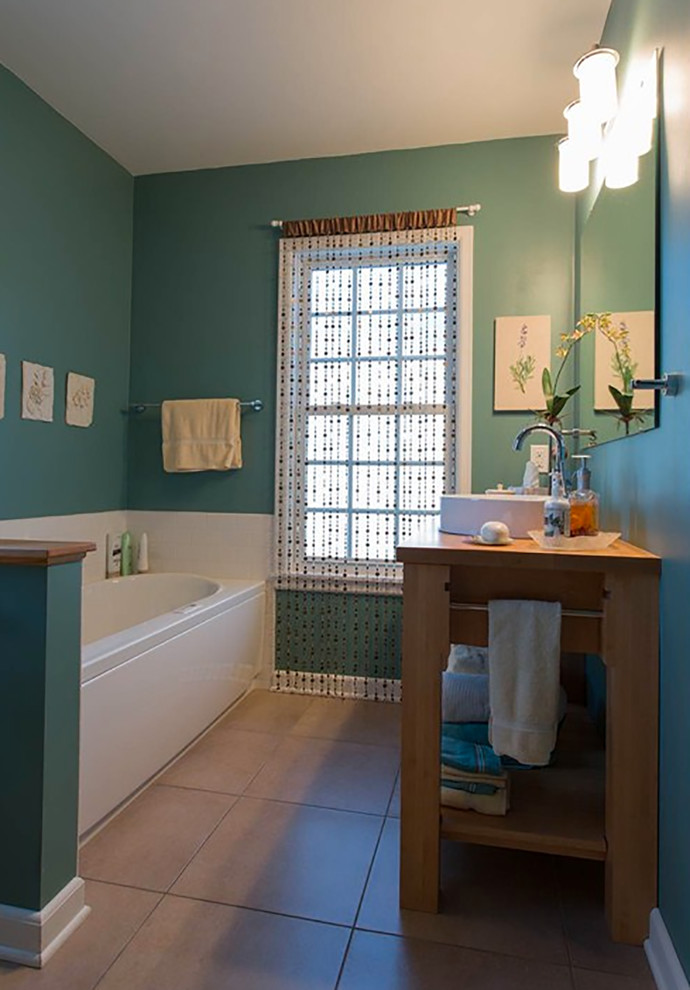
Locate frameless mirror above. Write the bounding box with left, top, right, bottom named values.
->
left=576, top=110, right=659, bottom=446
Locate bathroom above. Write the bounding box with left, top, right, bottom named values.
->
left=0, top=0, right=688, bottom=986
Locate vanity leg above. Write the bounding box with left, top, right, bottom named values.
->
left=399, top=563, right=449, bottom=913
left=603, top=569, right=659, bottom=943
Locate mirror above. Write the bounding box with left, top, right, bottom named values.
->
left=575, top=118, right=659, bottom=447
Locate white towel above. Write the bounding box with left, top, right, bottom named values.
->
left=441, top=671, right=490, bottom=723
left=161, top=399, right=242, bottom=472
left=488, top=600, right=562, bottom=767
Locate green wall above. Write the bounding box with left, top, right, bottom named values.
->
left=129, top=136, right=574, bottom=510
left=591, top=0, right=690, bottom=976
left=0, top=65, right=133, bottom=520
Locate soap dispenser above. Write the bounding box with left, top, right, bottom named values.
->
left=543, top=469, right=570, bottom=538
left=569, top=455, right=599, bottom=537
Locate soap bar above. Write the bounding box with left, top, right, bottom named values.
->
left=479, top=521, right=511, bottom=545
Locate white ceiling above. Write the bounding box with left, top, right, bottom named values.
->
left=0, top=0, right=611, bottom=175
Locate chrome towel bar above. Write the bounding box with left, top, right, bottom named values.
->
left=450, top=602, right=603, bottom=619
left=124, top=398, right=263, bottom=414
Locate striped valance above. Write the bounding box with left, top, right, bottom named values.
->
left=282, top=208, right=456, bottom=238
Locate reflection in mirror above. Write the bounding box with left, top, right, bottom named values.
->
left=576, top=118, right=658, bottom=446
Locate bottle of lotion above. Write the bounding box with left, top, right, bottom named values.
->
left=544, top=469, right=570, bottom=538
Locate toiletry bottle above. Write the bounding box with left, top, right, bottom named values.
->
left=106, top=533, right=122, bottom=578
left=543, top=469, right=571, bottom=538
left=121, top=531, right=133, bottom=576
left=137, top=532, right=150, bottom=574
left=569, top=455, right=599, bottom=536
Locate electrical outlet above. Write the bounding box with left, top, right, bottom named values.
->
left=530, top=444, right=550, bottom=473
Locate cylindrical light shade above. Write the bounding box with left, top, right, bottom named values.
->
left=563, top=100, right=602, bottom=160
left=603, top=144, right=639, bottom=188
left=558, top=138, right=589, bottom=192
left=574, top=47, right=619, bottom=124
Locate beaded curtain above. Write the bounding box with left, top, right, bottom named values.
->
left=274, top=224, right=461, bottom=700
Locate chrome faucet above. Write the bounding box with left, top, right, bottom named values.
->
left=512, top=422, right=568, bottom=488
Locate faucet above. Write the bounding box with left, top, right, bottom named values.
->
left=512, top=422, right=568, bottom=489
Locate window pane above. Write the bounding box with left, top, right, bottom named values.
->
left=400, top=513, right=439, bottom=541
left=357, top=266, right=398, bottom=311
left=355, top=360, right=397, bottom=405
left=307, top=414, right=349, bottom=461
left=309, top=361, right=351, bottom=406
left=305, top=512, right=347, bottom=559
left=353, top=466, right=396, bottom=510
left=310, top=316, right=351, bottom=359
left=353, top=414, right=396, bottom=462
left=400, top=414, right=445, bottom=462
left=307, top=465, right=349, bottom=509
left=402, top=262, right=447, bottom=310
left=352, top=513, right=396, bottom=561
left=401, top=358, right=445, bottom=405
left=402, top=312, right=446, bottom=356
left=310, top=268, right=352, bottom=313
left=357, top=314, right=397, bottom=357
left=399, top=466, right=444, bottom=511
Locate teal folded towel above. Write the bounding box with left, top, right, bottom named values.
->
left=440, top=778, right=501, bottom=796
left=440, top=731, right=503, bottom=777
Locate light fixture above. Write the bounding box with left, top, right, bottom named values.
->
left=558, top=46, right=657, bottom=194
left=563, top=100, right=602, bottom=160
left=574, top=46, right=620, bottom=123
left=558, top=138, right=589, bottom=193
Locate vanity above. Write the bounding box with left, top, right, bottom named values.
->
left=397, top=528, right=660, bottom=944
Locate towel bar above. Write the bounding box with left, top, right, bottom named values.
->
left=450, top=602, right=603, bottom=619
left=124, top=398, right=263, bottom=414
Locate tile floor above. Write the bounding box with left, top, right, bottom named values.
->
left=0, top=691, right=655, bottom=989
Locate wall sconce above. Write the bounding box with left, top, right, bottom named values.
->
left=558, top=47, right=657, bottom=193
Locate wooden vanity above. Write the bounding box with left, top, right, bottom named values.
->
left=396, top=528, right=660, bottom=944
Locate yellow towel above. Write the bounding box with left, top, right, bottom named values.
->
left=161, top=399, right=242, bottom=472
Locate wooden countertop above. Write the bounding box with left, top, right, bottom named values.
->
left=396, top=525, right=660, bottom=573
left=0, top=539, right=97, bottom=567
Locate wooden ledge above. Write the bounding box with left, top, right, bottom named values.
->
left=0, top=540, right=97, bottom=567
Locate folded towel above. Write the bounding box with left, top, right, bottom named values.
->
left=440, top=733, right=503, bottom=777
left=441, top=764, right=509, bottom=791
left=488, top=599, right=562, bottom=766
left=162, top=398, right=242, bottom=472
left=442, top=671, right=490, bottom=723
left=441, top=784, right=509, bottom=815
left=447, top=643, right=488, bottom=675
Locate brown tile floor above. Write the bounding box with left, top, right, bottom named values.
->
left=0, top=691, right=656, bottom=989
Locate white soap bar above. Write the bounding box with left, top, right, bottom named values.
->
left=479, top=520, right=511, bottom=545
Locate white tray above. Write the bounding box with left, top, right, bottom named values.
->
left=528, top=531, right=621, bottom=552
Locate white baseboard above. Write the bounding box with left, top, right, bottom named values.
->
left=272, top=670, right=401, bottom=702
left=645, top=908, right=690, bottom=990
left=0, top=878, right=90, bottom=968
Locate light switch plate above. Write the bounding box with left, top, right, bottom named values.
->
left=530, top=444, right=550, bottom=473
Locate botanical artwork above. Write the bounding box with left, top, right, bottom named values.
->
left=0, top=353, right=5, bottom=420
left=594, top=311, right=655, bottom=411
left=493, top=315, right=551, bottom=411
left=66, top=371, right=95, bottom=427
left=21, top=361, right=54, bottom=422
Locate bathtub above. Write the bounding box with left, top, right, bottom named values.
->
left=79, top=573, right=265, bottom=835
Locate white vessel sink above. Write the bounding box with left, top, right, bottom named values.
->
left=440, top=493, right=547, bottom=539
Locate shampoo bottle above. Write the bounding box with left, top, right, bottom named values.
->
left=121, top=531, right=133, bottom=576
left=106, top=533, right=122, bottom=578
left=137, top=532, right=150, bottom=574
left=544, top=469, right=570, bottom=538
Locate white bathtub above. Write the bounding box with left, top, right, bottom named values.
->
left=79, top=573, right=265, bottom=835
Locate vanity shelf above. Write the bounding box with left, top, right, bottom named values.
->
left=441, top=705, right=606, bottom=860
left=396, top=528, right=660, bottom=945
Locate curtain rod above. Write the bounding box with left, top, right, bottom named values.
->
left=269, top=204, right=482, bottom=228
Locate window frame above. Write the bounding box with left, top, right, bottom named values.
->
left=275, top=226, right=473, bottom=588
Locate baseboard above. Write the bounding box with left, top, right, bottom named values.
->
left=0, top=878, right=90, bottom=968
left=645, top=908, right=690, bottom=990
left=272, top=670, right=401, bottom=702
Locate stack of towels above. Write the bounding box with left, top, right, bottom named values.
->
left=441, top=656, right=509, bottom=815
left=441, top=599, right=565, bottom=816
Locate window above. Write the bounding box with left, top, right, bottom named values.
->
left=276, top=226, right=472, bottom=587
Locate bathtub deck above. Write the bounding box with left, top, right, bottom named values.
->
left=6, top=691, right=654, bottom=989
